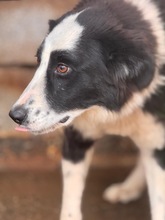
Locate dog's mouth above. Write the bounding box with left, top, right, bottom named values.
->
left=15, top=116, right=70, bottom=135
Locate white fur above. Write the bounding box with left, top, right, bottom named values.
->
left=46, top=13, right=84, bottom=51
left=73, top=107, right=165, bottom=151
left=142, top=152, right=165, bottom=220
left=60, top=148, right=94, bottom=220
left=103, top=157, right=146, bottom=203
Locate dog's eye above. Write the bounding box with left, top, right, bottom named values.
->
left=55, top=64, right=70, bottom=75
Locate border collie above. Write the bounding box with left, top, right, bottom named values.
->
left=9, top=0, right=165, bottom=219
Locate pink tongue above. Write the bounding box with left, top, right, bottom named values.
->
left=15, top=126, right=29, bottom=132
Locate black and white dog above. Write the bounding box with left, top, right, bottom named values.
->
left=9, top=0, right=165, bottom=219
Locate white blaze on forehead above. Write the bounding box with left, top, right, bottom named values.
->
left=44, top=12, right=84, bottom=55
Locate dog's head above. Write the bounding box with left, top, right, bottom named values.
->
left=9, top=7, right=155, bottom=134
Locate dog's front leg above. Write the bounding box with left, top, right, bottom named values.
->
left=142, top=149, right=165, bottom=220
left=60, top=126, right=94, bottom=220
left=126, top=110, right=165, bottom=220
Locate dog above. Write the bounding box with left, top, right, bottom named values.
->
left=9, top=0, right=165, bottom=219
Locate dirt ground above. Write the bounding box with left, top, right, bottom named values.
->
left=0, top=168, right=150, bottom=220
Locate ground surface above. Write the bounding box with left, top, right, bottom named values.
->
left=0, top=168, right=150, bottom=220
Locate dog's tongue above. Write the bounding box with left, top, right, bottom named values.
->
left=15, top=126, right=29, bottom=132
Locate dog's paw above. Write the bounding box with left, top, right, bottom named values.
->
left=103, top=183, right=142, bottom=204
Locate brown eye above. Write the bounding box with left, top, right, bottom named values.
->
left=55, top=64, right=70, bottom=74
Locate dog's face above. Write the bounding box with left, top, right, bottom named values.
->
left=9, top=8, right=155, bottom=134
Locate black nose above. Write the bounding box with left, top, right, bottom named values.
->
left=9, top=106, right=27, bottom=125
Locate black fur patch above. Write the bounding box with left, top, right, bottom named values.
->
left=154, top=148, right=165, bottom=170
left=49, top=20, right=58, bottom=32
left=143, top=65, right=165, bottom=121
left=35, top=110, right=40, bottom=116
left=62, top=127, right=94, bottom=163
left=153, top=0, right=165, bottom=24
left=77, top=0, right=156, bottom=90
left=28, top=100, right=34, bottom=105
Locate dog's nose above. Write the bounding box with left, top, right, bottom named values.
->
left=9, top=106, right=27, bottom=125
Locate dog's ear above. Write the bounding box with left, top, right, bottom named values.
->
left=48, top=19, right=58, bottom=32
left=108, top=51, right=155, bottom=90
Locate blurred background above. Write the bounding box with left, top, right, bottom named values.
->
left=0, top=1, right=149, bottom=220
